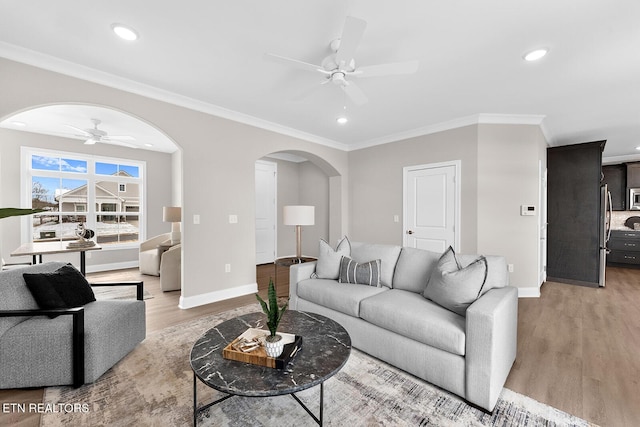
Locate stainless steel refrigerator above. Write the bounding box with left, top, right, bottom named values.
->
left=599, top=184, right=612, bottom=287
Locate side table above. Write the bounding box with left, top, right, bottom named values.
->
left=274, top=256, right=316, bottom=297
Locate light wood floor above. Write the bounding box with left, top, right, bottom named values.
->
left=1, top=265, right=638, bottom=426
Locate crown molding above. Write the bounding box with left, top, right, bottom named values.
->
left=602, top=153, right=640, bottom=165
left=1, top=43, right=552, bottom=153
left=347, top=113, right=549, bottom=151
left=0, top=43, right=347, bottom=151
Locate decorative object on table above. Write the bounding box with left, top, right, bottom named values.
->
left=624, top=216, right=640, bottom=230
left=255, top=278, right=289, bottom=357
left=283, top=205, right=315, bottom=263
left=67, top=223, right=96, bottom=248
left=222, top=327, right=302, bottom=369
left=163, top=206, right=182, bottom=245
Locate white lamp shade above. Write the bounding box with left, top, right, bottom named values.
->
left=283, top=205, right=315, bottom=226
left=163, top=207, right=182, bottom=223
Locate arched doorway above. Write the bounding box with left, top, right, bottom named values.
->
left=255, top=150, right=343, bottom=296
left=0, top=103, right=182, bottom=277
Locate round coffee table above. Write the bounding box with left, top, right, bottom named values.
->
left=190, top=310, right=351, bottom=426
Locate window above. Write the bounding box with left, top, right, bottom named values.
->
left=22, top=148, right=145, bottom=248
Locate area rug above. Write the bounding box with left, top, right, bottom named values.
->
left=42, top=304, right=596, bottom=427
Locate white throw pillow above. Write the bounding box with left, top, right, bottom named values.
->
left=423, top=246, right=488, bottom=316
left=313, top=236, right=351, bottom=280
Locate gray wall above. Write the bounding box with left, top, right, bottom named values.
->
left=348, top=125, right=479, bottom=252
left=348, top=123, right=547, bottom=291
left=0, top=128, right=173, bottom=271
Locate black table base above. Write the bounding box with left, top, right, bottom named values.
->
left=193, top=373, right=324, bottom=426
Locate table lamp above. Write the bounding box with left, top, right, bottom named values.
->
left=283, top=205, right=315, bottom=263
left=163, top=206, right=182, bottom=245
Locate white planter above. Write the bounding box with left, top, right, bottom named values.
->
left=264, top=335, right=284, bottom=358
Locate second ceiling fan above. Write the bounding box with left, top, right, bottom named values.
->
left=266, top=16, right=419, bottom=106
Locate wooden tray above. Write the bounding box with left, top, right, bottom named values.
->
left=222, top=328, right=303, bottom=369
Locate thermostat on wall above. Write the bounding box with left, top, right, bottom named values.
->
left=521, top=205, right=536, bottom=216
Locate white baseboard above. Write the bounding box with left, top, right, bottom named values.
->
left=179, top=282, right=258, bottom=309
left=517, top=286, right=541, bottom=298
left=85, top=261, right=139, bottom=274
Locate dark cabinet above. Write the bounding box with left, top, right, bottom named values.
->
left=608, top=230, right=640, bottom=265
left=626, top=163, right=640, bottom=188
left=602, top=164, right=626, bottom=210
left=547, top=140, right=605, bottom=287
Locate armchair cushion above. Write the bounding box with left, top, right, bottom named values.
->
left=23, top=264, right=96, bottom=308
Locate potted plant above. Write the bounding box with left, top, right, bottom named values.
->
left=255, top=278, right=288, bottom=357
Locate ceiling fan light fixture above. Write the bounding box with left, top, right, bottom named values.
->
left=336, top=117, right=348, bottom=125
left=84, top=138, right=98, bottom=145
left=112, top=23, right=139, bottom=41
left=523, top=48, right=548, bottom=62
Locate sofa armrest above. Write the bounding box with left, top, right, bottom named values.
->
left=288, top=261, right=317, bottom=309
left=91, top=281, right=145, bottom=301
left=0, top=307, right=85, bottom=387
left=465, top=286, right=518, bottom=411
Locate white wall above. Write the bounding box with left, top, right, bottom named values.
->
left=0, top=58, right=348, bottom=308
left=477, top=124, right=547, bottom=292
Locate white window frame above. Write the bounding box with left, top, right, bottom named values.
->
left=21, top=147, right=146, bottom=250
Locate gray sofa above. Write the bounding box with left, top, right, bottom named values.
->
left=289, top=241, right=517, bottom=411
left=0, top=262, right=146, bottom=388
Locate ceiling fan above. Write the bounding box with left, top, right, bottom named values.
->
left=65, top=118, right=137, bottom=147
left=266, top=16, right=419, bottom=106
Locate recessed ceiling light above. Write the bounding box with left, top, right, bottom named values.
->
left=111, top=23, right=139, bottom=41
left=635, top=146, right=640, bottom=151
left=11, top=121, right=27, bottom=127
left=336, top=117, right=348, bottom=125
left=144, top=143, right=153, bottom=147
left=523, top=48, right=548, bottom=62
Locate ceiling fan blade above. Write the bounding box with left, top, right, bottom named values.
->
left=65, top=124, right=91, bottom=136
left=341, top=81, right=368, bottom=106
left=264, top=53, right=328, bottom=74
left=291, top=79, right=330, bottom=102
left=354, top=60, right=420, bottom=78
left=335, top=16, right=367, bottom=68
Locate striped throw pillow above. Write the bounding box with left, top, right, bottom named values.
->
left=338, top=256, right=381, bottom=287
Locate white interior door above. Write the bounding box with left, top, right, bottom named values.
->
left=404, top=162, right=459, bottom=252
left=255, top=160, right=277, bottom=264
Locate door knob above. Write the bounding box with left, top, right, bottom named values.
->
left=406, top=230, right=414, bottom=235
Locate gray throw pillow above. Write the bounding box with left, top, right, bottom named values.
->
left=424, top=247, right=487, bottom=316
left=338, top=256, right=381, bottom=287
left=313, top=236, right=351, bottom=279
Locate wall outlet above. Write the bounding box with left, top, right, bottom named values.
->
left=229, top=214, right=238, bottom=224
left=508, top=264, right=514, bottom=273
left=393, top=215, right=399, bottom=223
left=193, top=214, right=200, bottom=224
left=225, top=263, right=231, bottom=273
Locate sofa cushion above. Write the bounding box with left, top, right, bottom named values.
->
left=338, top=256, right=381, bottom=287
left=457, top=254, right=508, bottom=295
left=350, top=242, right=401, bottom=288
left=392, top=247, right=440, bottom=293
left=313, top=236, right=351, bottom=280
left=297, top=278, right=387, bottom=317
left=424, top=247, right=487, bottom=317
left=0, top=262, right=68, bottom=338
left=360, top=289, right=466, bottom=356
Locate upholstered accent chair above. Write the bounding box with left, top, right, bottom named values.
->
left=0, top=262, right=145, bottom=388
left=139, top=233, right=170, bottom=276
left=160, top=243, right=181, bottom=292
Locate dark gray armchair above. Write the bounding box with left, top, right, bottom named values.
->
left=0, top=262, right=145, bottom=388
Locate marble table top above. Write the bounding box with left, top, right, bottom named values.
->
left=190, top=310, right=351, bottom=397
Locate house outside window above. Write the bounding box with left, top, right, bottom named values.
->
left=22, top=147, right=145, bottom=248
